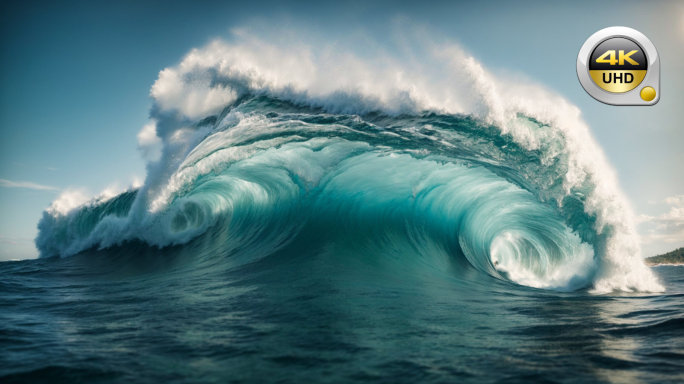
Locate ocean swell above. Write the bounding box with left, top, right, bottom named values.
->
left=35, top=30, right=662, bottom=293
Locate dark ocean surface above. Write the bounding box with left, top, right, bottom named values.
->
left=1, top=251, right=682, bottom=383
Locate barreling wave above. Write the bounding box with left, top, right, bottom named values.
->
left=35, top=28, right=662, bottom=293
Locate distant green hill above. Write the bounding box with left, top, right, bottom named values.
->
left=645, top=247, right=684, bottom=266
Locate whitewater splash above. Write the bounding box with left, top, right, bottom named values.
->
left=35, top=29, right=662, bottom=293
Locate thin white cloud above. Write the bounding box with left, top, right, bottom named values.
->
left=0, top=236, right=18, bottom=245
left=0, top=178, right=59, bottom=191
left=638, top=194, right=684, bottom=245
left=0, top=235, right=33, bottom=245
left=11, top=162, right=59, bottom=172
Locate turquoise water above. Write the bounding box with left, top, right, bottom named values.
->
left=2, top=97, right=681, bottom=383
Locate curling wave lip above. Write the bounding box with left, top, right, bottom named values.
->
left=36, top=32, right=662, bottom=293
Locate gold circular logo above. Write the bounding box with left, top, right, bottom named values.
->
left=640, top=86, right=656, bottom=101
left=589, top=37, right=647, bottom=93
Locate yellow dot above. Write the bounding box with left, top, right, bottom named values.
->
left=640, top=86, right=656, bottom=101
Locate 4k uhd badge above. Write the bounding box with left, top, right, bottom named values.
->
left=577, top=26, right=659, bottom=105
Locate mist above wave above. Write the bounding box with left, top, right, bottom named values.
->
left=36, top=26, right=662, bottom=293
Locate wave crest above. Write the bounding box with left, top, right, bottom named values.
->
left=36, top=29, right=662, bottom=293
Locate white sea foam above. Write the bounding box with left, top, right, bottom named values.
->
left=39, top=27, right=662, bottom=292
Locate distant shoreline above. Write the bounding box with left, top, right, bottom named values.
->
left=647, top=263, right=684, bottom=267
left=645, top=247, right=684, bottom=266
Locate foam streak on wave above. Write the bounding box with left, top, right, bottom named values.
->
left=36, top=28, right=662, bottom=293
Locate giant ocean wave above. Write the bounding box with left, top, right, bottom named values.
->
left=35, top=31, right=662, bottom=293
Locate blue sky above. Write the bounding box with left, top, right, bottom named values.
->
left=1, top=0, right=682, bottom=260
